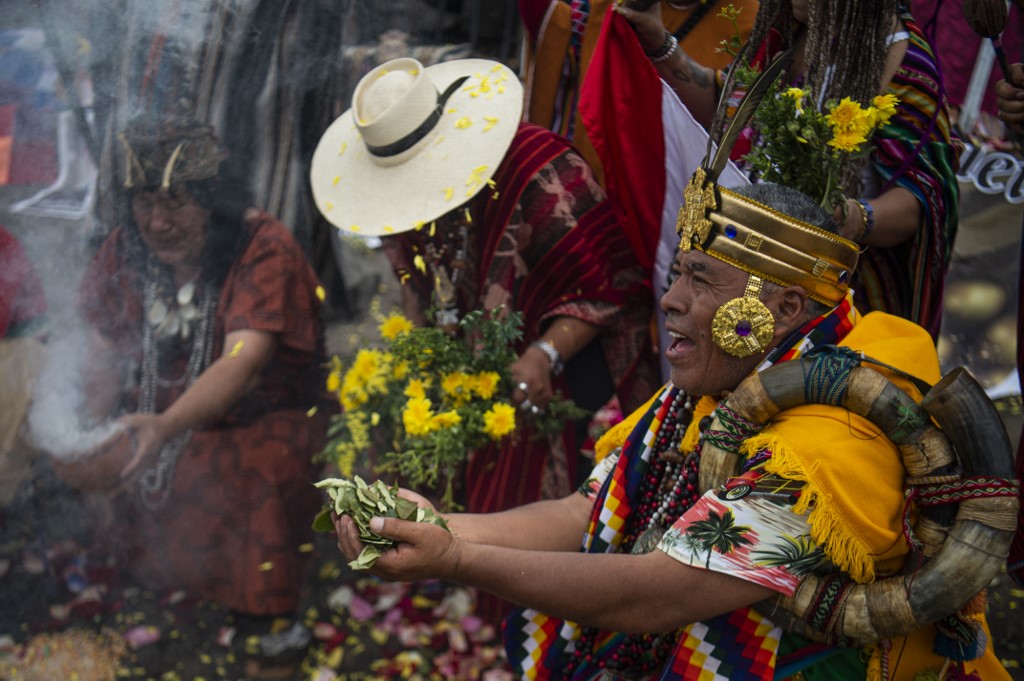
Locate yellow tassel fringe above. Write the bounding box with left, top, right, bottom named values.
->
left=749, top=433, right=877, bottom=583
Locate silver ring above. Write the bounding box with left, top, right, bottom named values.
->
left=516, top=381, right=529, bottom=393
left=520, top=398, right=533, bottom=411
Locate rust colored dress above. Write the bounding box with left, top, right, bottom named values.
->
left=80, top=212, right=329, bottom=616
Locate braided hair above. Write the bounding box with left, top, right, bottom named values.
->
left=725, top=0, right=897, bottom=191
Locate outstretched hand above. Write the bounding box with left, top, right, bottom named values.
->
left=333, top=511, right=462, bottom=583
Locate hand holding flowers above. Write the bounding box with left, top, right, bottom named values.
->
left=319, top=308, right=585, bottom=510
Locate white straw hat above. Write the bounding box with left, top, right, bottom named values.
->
left=310, top=57, right=524, bottom=237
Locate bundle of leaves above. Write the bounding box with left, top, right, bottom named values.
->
left=313, top=476, right=449, bottom=570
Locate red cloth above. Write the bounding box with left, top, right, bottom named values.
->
left=577, top=11, right=666, bottom=273
left=0, top=224, right=46, bottom=338
left=518, top=0, right=554, bottom=43
left=79, top=213, right=329, bottom=615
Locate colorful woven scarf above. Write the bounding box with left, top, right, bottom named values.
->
left=503, top=293, right=860, bottom=679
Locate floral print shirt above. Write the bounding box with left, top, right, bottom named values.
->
left=584, top=453, right=826, bottom=596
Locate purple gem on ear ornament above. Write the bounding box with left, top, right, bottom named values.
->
left=725, top=224, right=738, bottom=239
left=736, top=320, right=752, bottom=337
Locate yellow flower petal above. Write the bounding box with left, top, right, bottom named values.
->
left=229, top=341, right=244, bottom=357
left=315, top=285, right=326, bottom=301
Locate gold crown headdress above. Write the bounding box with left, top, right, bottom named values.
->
left=678, top=49, right=860, bottom=358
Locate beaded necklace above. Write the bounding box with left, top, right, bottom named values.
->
left=566, top=388, right=702, bottom=676
left=137, top=256, right=217, bottom=510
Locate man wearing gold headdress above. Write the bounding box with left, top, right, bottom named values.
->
left=332, top=174, right=1013, bottom=679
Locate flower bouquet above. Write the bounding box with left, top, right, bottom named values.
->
left=318, top=308, right=585, bottom=510
left=741, top=85, right=898, bottom=213
left=714, top=3, right=899, bottom=214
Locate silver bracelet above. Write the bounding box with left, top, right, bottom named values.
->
left=531, top=340, right=564, bottom=376
left=648, top=32, right=679, bottom=64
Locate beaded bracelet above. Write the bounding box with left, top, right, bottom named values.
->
left=854, top=199, right=875, bottom=242
left=645, top=31, right=679, bottom=64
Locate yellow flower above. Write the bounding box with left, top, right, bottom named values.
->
left=340, top=380, right=368, bottom=410
left=431, top=410, right=462, bottom=429
left=326, top=358, right=342, bottom=393
left=379, top=313, right=413, bottom=341
left=403, top=397, right=436, bottom=437
left=825, top=97, right=864, bottom=131
left=441, top=371, right=472, bottom=405
left=404, top=378, right=429, bottom=400
left=473, top=371, right=501, bottom=400
left=351, top=349, right=383, bottom=381
left=482, top=403, right=516, bottom=439
left=334, top=442, right=357, bottom=478
left=392, top=360, right=410, bottom=381
left=783, top=87, right=805, bottom=112
left=869, top=93, right=898, bottom=128
left=828, top=129, right=868, bottom=152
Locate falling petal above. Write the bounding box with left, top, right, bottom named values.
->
left=443, top=187, right=454, bottom=201
left=259, top=562, right=273, bottom=571
left=316, top=285, right=326, bottom=301
left=230, top=341, right=244, bottom=357
left=332, top=175, right=340, bottom=186
left=306, top=406, right=318, bottom=417
left=413, top=255, right=426, bottom=274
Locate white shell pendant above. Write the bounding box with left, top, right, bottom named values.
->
left=147, top=299, right=168, bottom=326
left=177, top=281, right=196, bottom=306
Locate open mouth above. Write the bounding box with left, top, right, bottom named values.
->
left=666, top=329, right=695, bottom=355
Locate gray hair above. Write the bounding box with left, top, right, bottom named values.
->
left=730, top=182, right=839, bottom=318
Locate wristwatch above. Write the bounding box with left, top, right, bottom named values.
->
left=531, top=340, right=564, bottom=376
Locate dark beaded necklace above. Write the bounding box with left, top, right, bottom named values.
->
left=565, top=389, right=703, bottom=677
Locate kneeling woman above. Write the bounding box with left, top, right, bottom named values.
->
left=75, top=115, right=330, bottom=630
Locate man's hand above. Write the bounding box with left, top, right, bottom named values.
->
left=996, top=63, right=1024, bottom=132
left=333, top=513, right=462, bottom=582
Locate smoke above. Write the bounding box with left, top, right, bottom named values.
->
left=26, top=328, right=124, bottom=461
